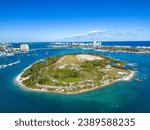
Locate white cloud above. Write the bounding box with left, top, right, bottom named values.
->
left=88, top=30, right=100, bottom=34
left=55, top=29, right=149, bottom=41
left=88, top=30, right=108, bottom=34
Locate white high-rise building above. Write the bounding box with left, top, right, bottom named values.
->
left=99, top=41, right=102, bottom=46
left=93, top=41, right=102, bottom=47
left=20, top=44, right=29, bottom=51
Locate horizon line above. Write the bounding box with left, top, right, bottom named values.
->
left=1, top=40, right=150, bottom=43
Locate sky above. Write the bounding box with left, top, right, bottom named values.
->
left=0, top=0, right=150, bottom=42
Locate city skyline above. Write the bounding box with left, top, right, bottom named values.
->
left=0, top=0, right=150, bottom=42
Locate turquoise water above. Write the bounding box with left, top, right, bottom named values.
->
left=0, top=42, right=150, bottom=113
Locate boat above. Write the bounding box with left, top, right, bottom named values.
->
left=135, top=78, right=143, bottom=81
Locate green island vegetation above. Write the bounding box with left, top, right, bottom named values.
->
left=19, top=53, right=132, bottom=94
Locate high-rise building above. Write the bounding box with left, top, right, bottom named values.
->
left=99, top=41, right=102, bottom=46
left=20, top=44, right=29, bottom=51
left=93, top=41, right=102, bottom=47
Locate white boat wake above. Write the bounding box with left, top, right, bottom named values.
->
left=0, top=60, right=20, bottom=69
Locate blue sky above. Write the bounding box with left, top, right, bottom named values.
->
left=0, top=0, right=150, bottom=42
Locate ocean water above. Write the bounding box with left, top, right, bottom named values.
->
left=0, top=42, right=150, bottom=113
left=102, top=41, right=150, bottom=46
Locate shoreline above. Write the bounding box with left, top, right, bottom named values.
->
left=82, top=47, right=150, bottom=54
left=16, top=65, right=135, bottom=95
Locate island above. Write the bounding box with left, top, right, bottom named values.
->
left=17, top=53, right=134, bottom=94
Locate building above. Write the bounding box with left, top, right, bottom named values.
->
left=99, top=41, right=102, bottom=46
left=92, top=41, right=102, bottom=48
left=106, top=65, right=111, bottom=69
left=20, top=44, right=29, bottom=51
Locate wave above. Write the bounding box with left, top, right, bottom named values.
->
left=0, top=60, right=20, bottom=69
left=127, top=63, right=138, bottom=67
left=0, top=52, right=14, bottom=57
